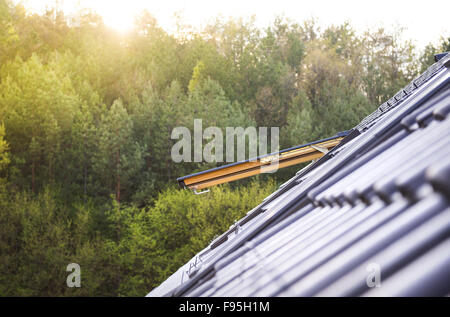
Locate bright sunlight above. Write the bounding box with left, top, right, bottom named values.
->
left=16, top=0, right=450, bottom=47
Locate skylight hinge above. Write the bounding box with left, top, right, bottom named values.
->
left=310, top=145, right=329, bottom=154
left=193, top=188, right=210, bottom=195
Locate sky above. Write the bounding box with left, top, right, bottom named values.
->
left=16, top=0, right=450, bottom=49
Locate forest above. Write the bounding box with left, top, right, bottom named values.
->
left=0, top=0, right=449, bottom=296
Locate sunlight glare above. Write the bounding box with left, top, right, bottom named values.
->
left=16, top=0, right=450, bottom=48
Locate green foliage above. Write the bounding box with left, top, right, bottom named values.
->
left=0, top=181, right=275, bottom=296
left=0, top=53, right=79, bottom=191
left=188, top=60, right=206, bottom=93
left=0, top=2, right=437, bottom=296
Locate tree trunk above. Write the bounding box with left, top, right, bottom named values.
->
left=116, top=148, right=120, bottom=203
left=83, top=135, right=87, bottom=203
left=32, top=158, right=35, bottom=193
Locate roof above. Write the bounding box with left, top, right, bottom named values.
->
left=148, top=52, right=450, bottom=297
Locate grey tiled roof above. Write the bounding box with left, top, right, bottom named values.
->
left=148, top=52, right=450, bottom=297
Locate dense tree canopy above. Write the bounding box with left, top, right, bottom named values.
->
left=0, top=0, right=448, bottom=296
